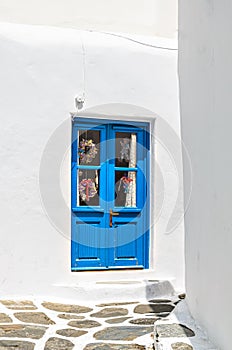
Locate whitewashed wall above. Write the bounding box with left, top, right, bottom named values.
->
left=0, top=22, right=184, bottom=298
left=179, top=1, right=232, bottom=350
left=0, top=0, right=178, bottom=38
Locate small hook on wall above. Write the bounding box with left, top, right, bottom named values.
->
left=75, top=94, right=85, bottom=110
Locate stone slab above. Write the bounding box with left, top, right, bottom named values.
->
left=149, top=312, right=170, bottom=318
left=171, top=343, right=193, bottom=350
left=129, top=318, right=159, bottom=325
left=56, top=328, right=88, bottom=337
left=14, top=312, right=55, bottom=325
left=148, top=299, right=172, bottom=304
left=68, top=320, right=101, bottom=329
left=94, top=326, right=153, bottom=341
left=42, top=302, right=92, bottom=314
left=134, top=304, right=174, bottom=314
left=91, top=308, right=128, bottom=318
left=44, top=337, right=74, bottom=350
left=156, top=324, right=195, bottom=338
left=0, top=324, right=47, bottom=339
left=106, top=317, right=131, bottom=324
left=0, top=300, right=37, bottom=310
left=178, top=294, right=186, bottom=300
left=58, top=313, right=85, bottom=320
left=0, top=314, right=12, bottom=324
left=84, top=344, right=145, bottom=350
left=96, top=302, right=138, bottom=307
left=0, top=340, right=35, bottom=350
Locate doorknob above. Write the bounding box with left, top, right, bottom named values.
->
left=109, top=209, right=119, bottom=227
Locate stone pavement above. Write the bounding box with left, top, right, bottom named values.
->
left=154, top=299, right=218, bottom=350
left=0, top=296, right=189, bottom=350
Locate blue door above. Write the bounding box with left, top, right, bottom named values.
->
left=71, top=118, right=150, bottom=270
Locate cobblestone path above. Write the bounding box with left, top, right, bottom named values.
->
left=0, top=296, right=186, bottom=349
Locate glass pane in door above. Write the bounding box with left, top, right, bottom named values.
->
left=78, top=130, right=100, bottom=166
left=115, top=171, right=136, bottom=207
left=115, top=132, right=137, bottom=168
left=78, top=169, right=100, bottom=206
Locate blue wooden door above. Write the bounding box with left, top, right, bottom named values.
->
left=71, top=118, right=150, bottom=270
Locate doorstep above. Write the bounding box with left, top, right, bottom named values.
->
left=52, top=269, right=178, bottom=302
left=54, top=276, right=176, bottom=303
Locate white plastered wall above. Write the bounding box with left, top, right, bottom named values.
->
left=0, top=22, right=184, bottom=298
left=0, top=0, right=178, bottom=38
left=179, top=1, right=232, bottom=349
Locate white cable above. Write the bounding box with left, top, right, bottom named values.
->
left=80, top=32, right=86, bottom=99
left=86, top=29, right=178, bottom=51
left=76, top=29, right=177, bottom=108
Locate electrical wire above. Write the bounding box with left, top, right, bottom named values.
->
left=80, top=32, right=86, bottom=100
left=77, top=29, right=177, bottom=109
left=86, top=29, right=178, bottom=51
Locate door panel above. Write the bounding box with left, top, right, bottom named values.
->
left=72, top=212, right=107, bottom=269
left=71, top=119, right=149, bottom=270
left=115, top=223, right=137, bottom=259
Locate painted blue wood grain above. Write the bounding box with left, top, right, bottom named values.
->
left=71, top=118, right=150, bottom=270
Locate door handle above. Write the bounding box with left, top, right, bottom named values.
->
left=109, top=209, right=119, bottom=227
